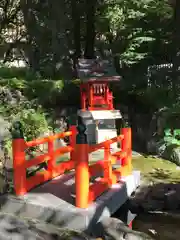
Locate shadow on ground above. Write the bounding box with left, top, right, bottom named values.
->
left=133, top=212, right=180, bottom=240
left=129, top=180, right=180, bottom=240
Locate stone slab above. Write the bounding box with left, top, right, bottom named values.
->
left=0, top=171, right=140, bottom=232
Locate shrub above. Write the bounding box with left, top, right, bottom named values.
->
left=14, top=108, right=51, bottom=141
left=3, top=108, right=51, bottom=157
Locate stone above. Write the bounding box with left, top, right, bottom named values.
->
left=146, top=107, right=180, bottom=165
left=0, top=213, right=95, bottom=240
left=93, top=217, right=153, bottom=240
left=146, top=139, right=157, bottom=154
left=147, top=139, right=180, bottom=166
left=169, top=145, right=180, bottom=165
left=124, top=232, right=152, bottom=240
left=129, top=182, right=180, bottom=214
left=0, top=116, right=11, bottom=142
left=0, top=115, right=12, bottom=189
left=156, top=140, right=167, bottom=157
left=164, top=189, right=180, bottom=210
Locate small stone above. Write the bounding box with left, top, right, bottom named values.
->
left=164, top=189, right=180, bottom=210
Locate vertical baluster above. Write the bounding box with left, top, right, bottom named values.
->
left=69, top=125, right=77, bottom=162
left=12, top=121, right=27, bottom=196
left=48, top=138, right=54, bottom=177
left=75, top=123, right=89, bottom=208
left=104, top=142, right=115, bottom=186
left=121, top=128, right=132, bottom=177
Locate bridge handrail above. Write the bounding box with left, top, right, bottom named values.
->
left=75, top=127, right=132, bottom=208
left=88, top=135, right=124, bottom=153
left=26, top=131, right=73, bottom=148
left=12, top=122, right=132, bottom=210
left=12, top=124, right=77, bottom=196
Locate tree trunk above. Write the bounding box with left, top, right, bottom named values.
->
left=20, top=0, right=40, bottom=72
left=84, top=0, right=96, bottom=59
left=71, top=0, right=81, bottom=77
left=172, top=0, right=180, bottom=97
left=71, top=0, right=81, bottom=58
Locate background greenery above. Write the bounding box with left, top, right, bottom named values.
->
left=0, top=0, right=179, bottom=149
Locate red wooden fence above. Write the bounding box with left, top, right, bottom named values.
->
left=75, top=128, right=132, bottom=208
left=12, top=126, right=77, bottom=196
left=12, top=126, right=132, bottom=209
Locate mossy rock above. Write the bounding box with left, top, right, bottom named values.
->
left=147, top=138, right=166, bottom=155
left=146, top=139, right=180, bottom=166
left=148, top=107, right=180, bottom=140
left=156, top=140, right=167, bottom=156
left=163, top=144, right=180, bottom=166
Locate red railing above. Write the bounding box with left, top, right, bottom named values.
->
left=75, top=128, right=132, bottom=208
left=12, top=125, right=132, bottom=209
left=12, top=126, right=77, bottom=196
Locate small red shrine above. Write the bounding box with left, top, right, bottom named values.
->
left=78, top=59, right=120, bottom=111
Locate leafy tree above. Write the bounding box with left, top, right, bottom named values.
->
left=96, top=0, right=172, bottom=67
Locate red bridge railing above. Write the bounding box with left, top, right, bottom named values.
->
left=75, top=127, right=132, bottom=208
left=12, top=124, right=76, bottom=196
left=12, top=122, right=132, bottom=209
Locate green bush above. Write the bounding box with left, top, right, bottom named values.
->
left=15, top=109, right=51, bottom=141
left=0, top=67, right=56, bottom=155
left=24, top=79, right=64, bottom=105
left=3, top=108, right=51, bottom=157
left=0, top=78, right=26, bottom=89
left=0, top=66, right=38, bottom=81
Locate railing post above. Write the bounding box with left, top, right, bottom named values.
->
left=121, top=128, right=132, bottom=177
left=11, top=121, right=27, bottom=196
left=75, top=123, right=89, bottom=208
left=69, top=125, right=77, bottom=162
left=104, top=142, right=114, bottom=186
left=47, top=138, right=54, bottom=176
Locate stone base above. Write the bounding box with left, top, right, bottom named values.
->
left=129, top=182, right=180, bottom=213
left=0, top=171, right=140, bottom=232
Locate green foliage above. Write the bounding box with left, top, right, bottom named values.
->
left=0, top=67, right=65, bottom=106
left=4, top=108, right=50, bottom=157
left=0, top=0, right=177, bottom=135
left=0, top=67, right=37, bottom=81
left=0, top=78, right=26, bottom=89
left=97, top=0, right=173, bottom=66
left=143, top=88, right=174, bottom=108
left=24, top=79, right=64, bottom=105
left=0, top=67, right=65, bottom=157
left=14, top=109, right=50, bottom=141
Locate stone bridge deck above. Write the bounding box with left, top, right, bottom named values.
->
left=0, top=149, right=141, bottom=233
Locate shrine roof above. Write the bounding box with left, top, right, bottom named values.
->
left=77, top=58, right=121, bottom=82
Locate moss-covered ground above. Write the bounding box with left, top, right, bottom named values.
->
left=132, top=155, right=180, bottom=184
left=132, top=156, right=180, bottom=239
